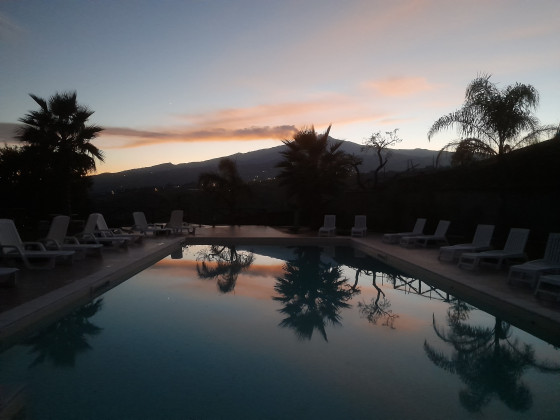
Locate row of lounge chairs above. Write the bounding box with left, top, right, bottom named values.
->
left=0, top=210, right=188, bottom=271
left=382, top=217, right=560, bottom=300
left=318, top=215, right=367, bottom=237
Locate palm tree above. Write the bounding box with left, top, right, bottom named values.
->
left=424, top=302, right=560, bottom=413
left=17, top=91, right=104, bottom=215
left=273, top=246, right=358, bottom=341
left=428, top=74, right=552, bottom=162
left=198, top=158, right=249, bottom=225
left=196, top=245, right=254, bottom=293
left=276, top=125, right=359, bottom=228
left=24, top=298, right=103, bottom=367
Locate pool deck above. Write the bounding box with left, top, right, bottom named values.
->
left=1, top=225, right=559, bottom=348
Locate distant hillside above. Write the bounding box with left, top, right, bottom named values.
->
left=91, top=140, right=451, bottom=194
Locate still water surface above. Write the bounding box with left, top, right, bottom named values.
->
left=1, top=245, right=559, bottom=419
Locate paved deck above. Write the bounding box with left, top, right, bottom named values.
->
left=1, top=225, right=559, bottom=348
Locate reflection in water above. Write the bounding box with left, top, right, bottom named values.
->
left=196, top=245, right=254, bottom=293
left=273, top=247, right=359, bottom=341
left=424, top=301, right=560, bottom=413
left=24, top=298, right=103, bottom=367
left=357, top=270, right=399, bottom=329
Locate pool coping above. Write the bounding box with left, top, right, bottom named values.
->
left=1, top=229, right=559, bottom=349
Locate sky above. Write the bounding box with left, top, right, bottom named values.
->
left=1, top=0, right=559, bottom=174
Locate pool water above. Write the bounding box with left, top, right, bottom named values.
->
left=1, top=245, right=559, bottom=419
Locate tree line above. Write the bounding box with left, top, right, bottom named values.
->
left=1, top=75, right=558, bottom=234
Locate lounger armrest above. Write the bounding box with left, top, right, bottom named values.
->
left=0, top=244, right=20, bottom=255
left=41, top=238, right=63, bottom=249
left=64, top=236, right=81, bottom=245
left=75, top=232, right=98, bottom=243
left=23, top=241, right=47, bottom=251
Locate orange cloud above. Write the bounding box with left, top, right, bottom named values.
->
left=98, top=96, right=387, bottom=149
left=101, top=125, right=298, bottom=148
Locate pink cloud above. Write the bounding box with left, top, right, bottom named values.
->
left=365, top=77, right=436, bottom=97
left=101, top=125, right=298, bottom=148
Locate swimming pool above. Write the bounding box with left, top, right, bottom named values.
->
left=1, top=244, right=559, bottom=419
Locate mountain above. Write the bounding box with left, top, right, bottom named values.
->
left=91, top=140, right=450, bottom=194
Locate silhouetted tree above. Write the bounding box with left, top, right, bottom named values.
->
left=196, top=245, right=254, bottom=293
left=424, top=302, right=560, bottom=413
left=15, top=91, right=104, bottom=216
left=24, top=298, right=103, bottom=367
left=276, top=125, right=359, bottom=228
left=362, top=128, right=402, bottom=187
left=357, top=270, right=398, bottom=328
left=198, top=158, right=249, bottom=225
left=273, top=246, right=358, bottom=341
left=428, top=73, right=555, bottom=163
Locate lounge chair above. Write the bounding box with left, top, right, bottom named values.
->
left=458, top=228, right=530, bottom=270
left=508, top=233, right=560, bottom=288
left=318, top=215, right=336, bottom=237
left=351, top=215, right=367, bottom=237
left=438, top=224, right=495, bottom=262
left=76, top=214, right=129, bottom=248
left=95, top=213, right=143, bottom=243
left=534, top=273, right=560, bottom=301
left=41, top=215, right=103, bottom=258
left=383, top=218, right=426, bottom=244
left=400, top=220, right=450, bottom=248
left=132, top=212, right=172, bottom=235
left=165, top=210, right=185, bottom=234
left=0, top=219, right=75, bottom=269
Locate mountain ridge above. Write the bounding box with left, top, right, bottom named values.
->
left=91, top=140, right=450, bottom=193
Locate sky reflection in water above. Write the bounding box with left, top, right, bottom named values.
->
left=1, top=244, right=559, bottom=420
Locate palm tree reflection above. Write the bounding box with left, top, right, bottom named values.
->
left=196, top=245, right=254, bottom=293
left=357, top=270, right=399, bottom=329
left=273, top=247, right=359, bottom=341
left=24, top=298, right=103, bottom=367
left=424, top=301, right=560, bottom=413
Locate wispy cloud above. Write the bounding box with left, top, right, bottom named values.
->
left=101, top=125, right=298, bottom=149
left=0, top=12, right=24, bottom=42
left=99, top=95, right=390, bottom=149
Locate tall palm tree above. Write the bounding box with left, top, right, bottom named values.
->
left=198, top=158, right=249, bottom=225
left=428, top=74, right=549, bottom=162
left=273, top=246, right=357, bottom=341
left=24, top=298, right=103, bottom=367
left=17, top=91, right=104, bottom=214
left=424, top=302, right=560, bottom=413
left=276, top=125, right=358, bottom=227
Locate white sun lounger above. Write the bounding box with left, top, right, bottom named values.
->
left=132, top=212, right=172, bottom=235
left=458, top=228, right=530, bottom=270
left=76, top=214, right=129, bottom=248
left=400, top=220, right=450, bottom=248
left=0, top=219, right=75, bottom=269
left=508, top=233, right=560, bottom=288
left=438, top=224, right=495, bottom=262
left=42, top=215, right=103, bottom=258
left=165, top=210, right=185, bottom=234
left=318, top=215, right=336, bottom=237
left=383, top=218, right=426, bottom=244
left=351, top=215, right=367, bottom=237
left=95, top=213, right=143, bottom=243
left=534, top=273, right=560, bottom=301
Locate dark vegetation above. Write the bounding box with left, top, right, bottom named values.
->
left=1, top=76, right=559, bottom=261
left=86, top=136, right=560, bottom=261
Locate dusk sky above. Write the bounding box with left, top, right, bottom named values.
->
left=1, top=0, right=559, bottom=174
